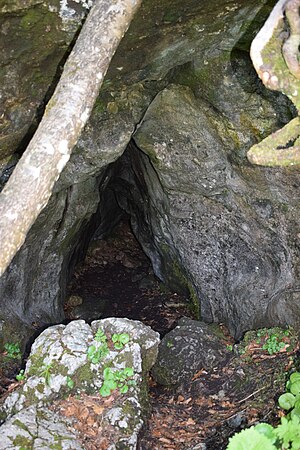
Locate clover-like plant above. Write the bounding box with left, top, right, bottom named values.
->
left=16, top=369, right=26, bottom=382
left=87, top=328, right=109, bottom=364
left=263, top=334, right=286, bottom=355
left=39, top=363, right=53, bottom=386
left=278, top=371, right=300, bottom=418
left=4, top=342, right=21, bottom=359
left=112, top=333, right=130, bottom=350
left=99, top=367, right=136, bottom=397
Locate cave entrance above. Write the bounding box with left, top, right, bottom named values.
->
left=64, top=142, right=194, bottom=336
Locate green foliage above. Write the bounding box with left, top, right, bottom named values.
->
left=227, top=372, right=300, bottom=449
left=112, top=333, right=130, bottom=350
left=278, top=393, right=296, bottom=410
left=66, top=376, right=74, bottom=389
left=4, top=342, right=21, bottom=359
left=227, top=427, right=276, bottom=449
left=39, top=363, right=53, bottom=386
left=87, top=343, right=109, bottom=364
left=94, top=328, right=107, bottom=344
left=99, top=367, right=136, bottom=397
left=87, top=328, right=108, bottom=364
left=274, top=416, right=300, bottom=449
left=16, top=369, right=26, bottom=382
left=278, top=372, right=300, bottom=415
left=166, top=340, right=174, bottom=348
left=262, top=334, right=286, bottom=355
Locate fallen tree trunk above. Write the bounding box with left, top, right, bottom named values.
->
left=0, top=0, right=142, bottom=277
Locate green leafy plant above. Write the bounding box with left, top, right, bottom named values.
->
left=227, top=427, right=276, bottom=450
left=112, top=333, right=130, bottom=350
left=275, top=416, right=300, bottom=449
left=263, top=334, right=286, bottom=355
left=278, top=372, right=300, bottom=419
left=16, top=369, right=26, bottom=382
left=227, top=416, right=300, bottom=449
left=39, top=363, right=53, bottom=386
left=99, top=367, right=136, bottom=397
left=87, top=329, right=109, bottom=364
left=4, top=342, right=21, bottom=359
left=94, top=328, right=107, bottom=344
left=66, top=376, right=74, bottom=389
left=227, top=372, right=300, bottom=449
left=87, top=343, right=109, bottom=364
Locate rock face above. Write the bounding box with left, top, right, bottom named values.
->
left=152, top=318, right=230, bottom=386
left=0, top=0, right=300, bottom=342
left=0, top=0, right=91, bottom=163
left=129, top=81, right=299, bottom=338
left=0, top=318, right=160, bottom=449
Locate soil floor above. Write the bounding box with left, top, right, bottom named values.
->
left=1, top=218, right=299, bottom=449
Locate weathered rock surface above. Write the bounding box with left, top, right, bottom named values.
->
left=0, top=318, right=159, bottom=449
left=151, top=318, right=230, bottom=386
left=0, top=405, right=83, bottom=450
left=0, top=0, right=91, bottom=163
left=0, top=0, right=299, bottom=343
left=129, top=80, right=299, bottom=338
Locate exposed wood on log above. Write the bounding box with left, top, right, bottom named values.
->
left=0, top=0, right=142, bottom=277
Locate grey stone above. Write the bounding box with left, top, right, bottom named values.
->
left=151, top=318, right=230, bottom=386
left=0, top=318, right=160, bottom=449
left=130, top=81, right=298, bottom=338
left=0, top=405, right=83, bottom=450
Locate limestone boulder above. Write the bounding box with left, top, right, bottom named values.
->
left=0, top=318, right=159, bottom=449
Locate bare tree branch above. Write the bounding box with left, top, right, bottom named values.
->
left=247, top=0, right=300, bottom=166
left=0, top=0, right=142, bottom=277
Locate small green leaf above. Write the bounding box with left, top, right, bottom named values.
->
left=290, top=372, right=300, bottom=383
left=294, top=396, right=300, bottom=409
left=66, top=376, right=74, bottom=389
left=119, top=384, right=129, bottom=394
left=255, top=423, right=276, bottom=443
left=278, top=393, right=296, bottom=410
left=119, top=334, right=130, bottom=345
left=16, top=370, right=25, bottom=382
left=99, top=385, right=112, bottom=397
left=290, top=408, right=300, bottom=419
left=290, top=381, right=300, bottom=396
left=103, top=368, right=114, bottom=380
left=104, top=379, right=117, bottom=390
left=123, top=367, right=134, bottom=377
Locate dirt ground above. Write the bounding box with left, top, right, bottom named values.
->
left=1, top=218, right=298, bottom=449
left=65, top=219, right=298, bottom=449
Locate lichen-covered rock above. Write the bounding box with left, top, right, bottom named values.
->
left=0, top=405, right=83, bottom=450
left=151, top=318, right=230, bottom=386
left=0, top=318, right=160, bottom=449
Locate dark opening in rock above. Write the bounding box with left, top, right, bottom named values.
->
left=64, top=141, right=195, bottom=336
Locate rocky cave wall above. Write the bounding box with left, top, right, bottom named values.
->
left=0, top=0, right=300, bottom=344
